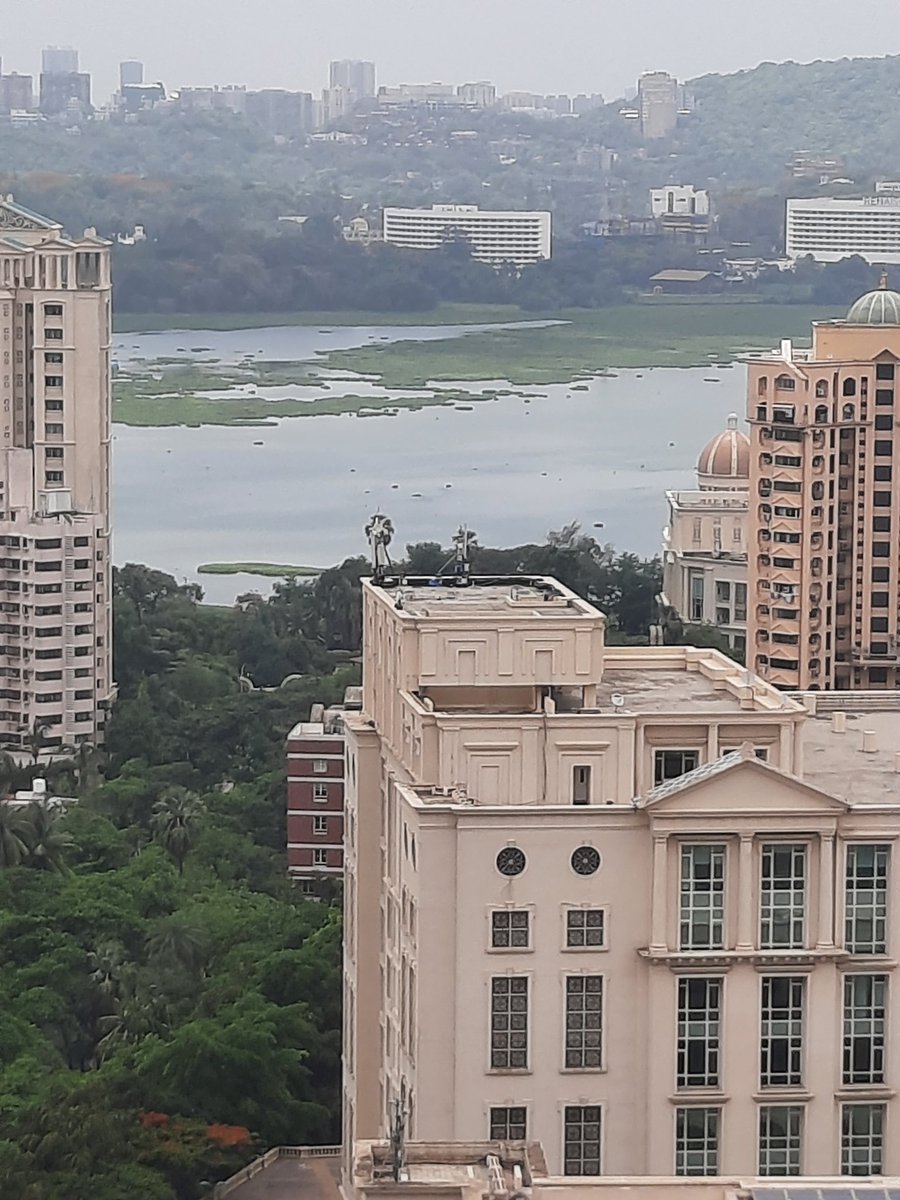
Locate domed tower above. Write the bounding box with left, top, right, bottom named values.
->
left=845, top=272, right=900, bottom=326
left=696, top=414, right=750, bottom=491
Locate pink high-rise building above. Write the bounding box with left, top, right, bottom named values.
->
left=0, top=196, right=113, bottom=754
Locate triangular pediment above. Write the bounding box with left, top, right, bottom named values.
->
left=643, top=752, right=847, bottom=815
left=0, top=197, right=58, bottom=234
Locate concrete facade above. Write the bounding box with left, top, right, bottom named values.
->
left=286, top=687, right=362, bottom=885
left=343, top=571, right=900, bottom=1181
left=786, top=197, right=900, bottom=265
left=382, top=206, right=551, bottom=267
left=747, top=283, right=900, bottom=689
left=0, top=197, right=113, bottom=753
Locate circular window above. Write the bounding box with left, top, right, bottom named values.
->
left=571, top=846, right=601, bottom=876
left=496, top=846, right=526, bottom=876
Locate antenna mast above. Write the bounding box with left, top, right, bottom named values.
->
left=366, top=513, right=395, bottom=583
left=439, top=525, right=472, bottom=584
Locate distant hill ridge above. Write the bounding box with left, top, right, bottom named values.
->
left=649, top=54, right=900, bottom=182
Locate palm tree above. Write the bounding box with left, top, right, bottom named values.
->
left=0, top=751, right=17, bottom=801
left=22, top=799, right=74, bottom=872
left=146, top=917, right=208, bottom=978
left=0, top=801, right=30, bottom=868
left=150, top=788, right=205, bottom=875
left=96, top=976, right=169, bottom=1060
left=23, top=719, right=51, bottom=766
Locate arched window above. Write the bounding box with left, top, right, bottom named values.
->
left=815, top=381, right=828, bottom=398
left=812, top=481, right=824, bottom=500
left=758, top=377, right=768, bottom=396
left=843, top=404, right=855, bottom=421
left=775, top=375, right=795, bottom=391
left=842, top=378, right=857, bottom=397
left=815, top=404, right=829, bottom=423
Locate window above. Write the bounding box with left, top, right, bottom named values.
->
left=45, top=471, right=63, bottom=484
left=841, top=1104, right=885, bottom=1176
left=679, top=845, right=725, bottom=950
left=45, top=423, right=63, bottom=435
left=44, top=375, right=63, bottom=388
left=654, top=749, right=699, bottom=787
left=45, top=328, right=63, bottom=340
left=876, top=362, right=895, bottom=381
left=845, top=845, right=889, bottom=954
left=566, top=908, right=605, bottom=949
left=313, top=848, right=328, bottom=866
left=760, top=976, right=805, bottom=1087
left=45, top=399, right=63, bottom=411
left=572, top=765, right=591, bottom=805
left=491, top=909, right=530, bottom=950
left=313, top=782, right=328, bottom=801
left=44, top=352, right=63, bottom=365
left=677, top=977, right=721, bottom=1088
left=689, top=572, right=704, bottom=622
left=875, top=440, right=893, bottom=456
left=760, top=844, right=806, bottom=948
left=564, top=976, right=602, bottom=1069
left=675, top=1108, right=719, bottom=1176
left=490, top=1106, right=526, bottom=1142
left=313, top=758, right=327, bottom=772
left=563, top=1106, right=601, bottom=1176
left=44, top=304, right=63, bottom=317
left=843, top=975, right=886, bottom=1085
left=490, top=976, right=528, bottom=1069
left=45, top=447, right=64, bottom=459
left=775, top=376, right=795, bottom=391
left=758, top=1106, right=802, bottom=1176
left=875, top=414, right=894, bottom=430
left=313, top=815, right=328, bottom=835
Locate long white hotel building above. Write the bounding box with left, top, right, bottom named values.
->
left=343, top=568, right=900, bottom=1183
left=382, top=205, right=551, bottom=266
left=0, top=196, right=113, bottom=753
left=786, top=197, right=900, bottom=264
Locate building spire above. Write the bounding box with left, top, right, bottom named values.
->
left=880, top=269, right=889, bottom=290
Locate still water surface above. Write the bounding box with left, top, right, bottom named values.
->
left=111, top=323, right=746, bottom=602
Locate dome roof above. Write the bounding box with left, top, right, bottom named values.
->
left=846, top=273, right=900, bottom=325
left=697, top=414, right=750, bottom=483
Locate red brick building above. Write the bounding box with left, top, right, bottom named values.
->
left=286, top=687, right=360, bottom=888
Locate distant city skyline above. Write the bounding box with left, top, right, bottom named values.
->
left=3, top=0, right=900, bottom=102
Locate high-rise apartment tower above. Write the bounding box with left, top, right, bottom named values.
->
left=329, top=60, right=376, bottom=98
left=748, top=277, right=900, bottom=690
left=0, top=197, right=113, bottom=753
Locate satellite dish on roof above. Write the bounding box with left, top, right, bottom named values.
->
left=611, top=693, right=625, bottom=710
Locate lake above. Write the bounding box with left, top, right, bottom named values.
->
left=111, top=322, right=746, bottom=603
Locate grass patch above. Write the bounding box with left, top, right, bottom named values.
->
left=318, top=303, right=842, bottom=388
left=113, top=303, right=527, bottom=333
left=198, top=562, right=323, bottom=578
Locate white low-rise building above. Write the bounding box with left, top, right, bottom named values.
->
left=786, top=196, right=900, bottom=264
left=650, top=185, right=710, bottom=219
left=382, top=205, right=551, bottom=267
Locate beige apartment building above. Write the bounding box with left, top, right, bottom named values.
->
left=747, top=278, right=900, bottom=691
left=344, top=568, right=900, bottom=1183
left=0, top=196, right=113, bottom=752
left=662, top=415, right=749, bottom=653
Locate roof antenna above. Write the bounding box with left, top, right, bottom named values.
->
left=366, top=513, right=394, bottom=583
left=439, top=525, right=472, bottom=585
left=880, top=269, right=889, bottom=290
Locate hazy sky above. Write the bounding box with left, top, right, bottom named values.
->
left=5, top=0, right=900, bottom=100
